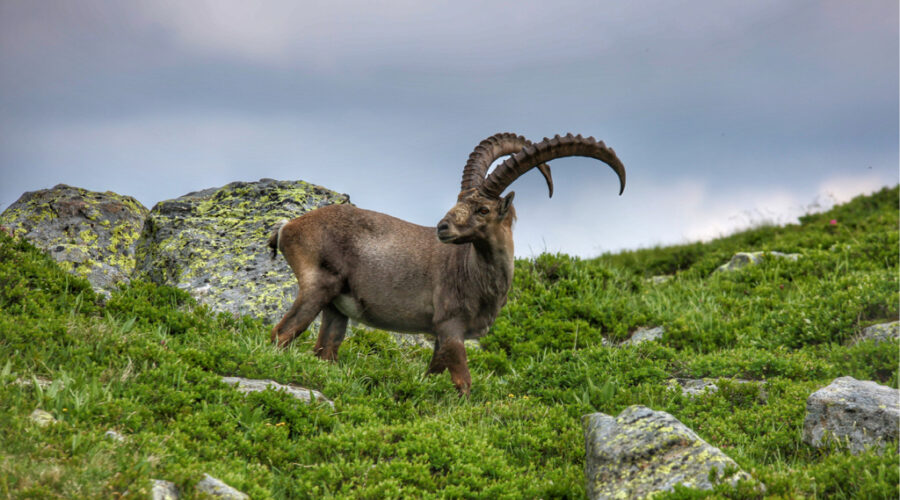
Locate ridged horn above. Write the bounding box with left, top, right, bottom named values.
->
left=479, top=133, right=626, bottom=199
left=461, top=133, right=554, bottom=197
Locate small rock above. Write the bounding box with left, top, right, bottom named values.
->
left=105, top=429, right=126, bottom=442
left=620, top=326, right=664, bottom=346
left=803, top=376, right=899, bottom=454
left=29, top=409, right=57, bottom=427
left=716, top=251, right=800, bottom=272
left=583, top=405, right=757, bottom=499
left=668, top=378, right=767, bottom=401
left=195, top=474, right=248, bottom=500
left=14, top=376, right=53, bottom=389
left=221, top=376, right=333, bottom=408
left=151, top=479, right=180, bottom=500
left=851, top=321, right=899, bottom=346
left=646, top=275, right=672, bottom=284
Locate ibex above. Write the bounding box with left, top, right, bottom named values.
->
left=269, top=133, right=625, bottom=394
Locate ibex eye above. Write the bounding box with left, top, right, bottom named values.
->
left=477, top=207, right=490, bottom=215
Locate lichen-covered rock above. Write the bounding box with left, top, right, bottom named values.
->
left=583, top=405, right=756, bottom=499
left=133, top=179, right=349, bottom=324
left=802, top=376, right=899, bottom=454
left=716, top=251, right=800, bottom=272
left=851, top=321, right=899, bottom=346
left=195, top=474, right=248, bottom=500
left=0, top=184, right=148, bottom=294
left=221, top=376, right=334, bottom=408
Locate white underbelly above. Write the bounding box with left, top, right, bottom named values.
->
left=332, top=294, right=364, bottom=321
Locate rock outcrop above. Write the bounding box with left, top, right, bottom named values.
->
left=133, top=179, right=349, bottom=324
left=0, top=184, right=149, bottom=294
left=802, top=376, right=899, bottom=454
left=583, top=405, right=756, bottom=499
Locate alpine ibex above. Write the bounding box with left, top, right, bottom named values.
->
left=269, top=133, right=626, bottom=394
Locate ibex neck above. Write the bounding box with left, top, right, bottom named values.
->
left=469, top=233, right=515, bottom=289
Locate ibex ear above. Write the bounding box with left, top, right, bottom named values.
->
left=499, top=191, right=515, bottom=219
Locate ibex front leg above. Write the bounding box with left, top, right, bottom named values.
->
left=427, top=322, right=471, bottom=395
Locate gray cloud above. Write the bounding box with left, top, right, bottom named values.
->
left=1, top=0, right=896, bottom=256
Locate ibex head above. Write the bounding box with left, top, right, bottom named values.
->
left=436, top=188, right=515, bottom=244
left=436, top=133, right=626, bottom=245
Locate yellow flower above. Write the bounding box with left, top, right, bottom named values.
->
left=508, top=393, right=515, bottom=398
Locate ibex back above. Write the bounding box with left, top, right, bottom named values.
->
left=269, top=133, right=626, bottom=395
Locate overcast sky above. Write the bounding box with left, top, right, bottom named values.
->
left=1, top=1, right=897, bottom=257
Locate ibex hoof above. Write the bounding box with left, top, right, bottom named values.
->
left=314, top=347, right=339, bottom=362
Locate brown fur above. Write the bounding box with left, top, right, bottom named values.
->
left=269, top=192, right=516, bottom=396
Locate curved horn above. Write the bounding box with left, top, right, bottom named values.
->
left=461, top=133, right=554, bottom=197
left=479, top=134, right=626, bottom=199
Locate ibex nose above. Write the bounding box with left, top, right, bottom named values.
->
left=437, top=220, right=450, bottom=232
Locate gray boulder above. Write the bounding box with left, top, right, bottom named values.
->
left=0, top=184, right=149, bottom=294
left=802, top=376, right=899, bottom=454
left=583, top=405, right=756, bottom=499
left=195, top=474, right=248, bottom=500
left=133, top=179, right=349, bottom=324
left=716, top=251, right=800, bottom=272
left=851, top=321, right=899, bottom=346
left=221, top=376, right=334, bottom=409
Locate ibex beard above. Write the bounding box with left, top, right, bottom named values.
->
left=269, top=133, right=626, bottom=395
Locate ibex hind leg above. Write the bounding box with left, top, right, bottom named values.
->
left=271, top=277, right=341, bottom=349
left=314, top=304, right=348, bottom=361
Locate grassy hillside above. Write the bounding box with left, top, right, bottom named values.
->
left=1, top=186, right=897, bottom=499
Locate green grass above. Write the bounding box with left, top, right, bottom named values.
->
left=1, top=186, right=897, bottom=499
